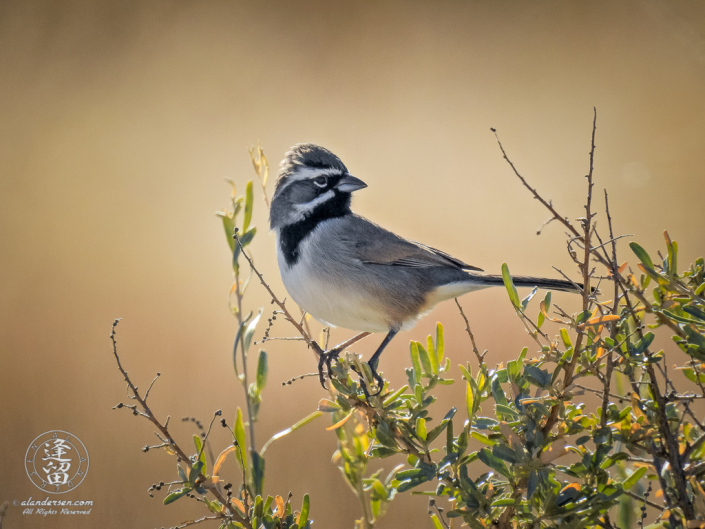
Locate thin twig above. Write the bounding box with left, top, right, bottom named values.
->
left=256, top=336, right=306, bottom=344
left=429, top=498, right=451, bottom=529
left=281, top=373, right=320, bottom=386
left=454, top=298, right=485, bottom=365
left=600, top=190, right=620, bottom=428
left=622, top=489, right=665, bottom=512
left=144, top=372, right=161, bottom=402
left=168, top=515, right=221, bottom=529
left=574, top=384, right=625, bottom=402
left=491, top=126, right=579, bottom=238
left=493, top=122, right=687, bottom=341
left=540, top=110, right=598, bottom=438
left=233, top=230, right=323, bottom=357
left=233, top=263, right=257, bottom=452
left=196, top=412, right=221, bottom=465
left=536, top=216, right=556, bottom=235
left=589, top=234, right=633, bottom=251
left=109, top=320, right=252, bottom=529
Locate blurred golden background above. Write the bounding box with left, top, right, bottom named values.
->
left=1, top=1, right=704, bottom=528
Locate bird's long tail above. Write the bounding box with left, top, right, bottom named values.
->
left=468, top=274, right=584, bottom=293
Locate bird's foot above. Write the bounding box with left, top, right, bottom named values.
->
left=317, top=347, right=342, bottom=389
left=357, top=361, right=384, bottom=398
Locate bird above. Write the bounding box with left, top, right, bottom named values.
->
left=269, top=143, right=583, bottom=393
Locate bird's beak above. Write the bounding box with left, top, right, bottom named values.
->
left=336, top=174, right=367, bottom=193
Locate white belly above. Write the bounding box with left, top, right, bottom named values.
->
left=276, top=240, right=392, bottom=333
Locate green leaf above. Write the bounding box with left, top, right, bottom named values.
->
left=383, top=385, right=409, bottom=407
left=471, top=431, right=495, bottom=446
left=220, top=213, right=236, bottom=253
left=633, top=332, right=655, bottom=355
left=556, top=484, right=583, bottom=507
left=298, top=493, right=310, bottom=527
left=189, top=460, right=203, bottom=485
left=495, top=404, right=519, bottom=420
left=164, top=487, right=192, bottom=505
left=204, top=496, right=221, bottom=514
left=396, top=478, right=427, bottom=493
left=427, top=408, right=457, bottom=442
left=501, top=263, right=521, bottom=309
left=233, top=226, right=257, bottom=271
left=521, top=287, right=538, bottom=311
left=478, top=448, right=511, bottom=477
left=251, top=449, right=265, bottom=496
left=260, top=411, right=322, bottom=455
left=446, top=420, right=454, bottom=453
left=436, top=323, right=445, bottom=364
left=492, top=498, right=516, bottom=507
left=491, top=375, right=508, bottom=406
left=371, top=447, right=398, bottom=458
left=524, top=365, right=552, bottom=388
left=410, top=342, right=423, bottom=378
left=243, top=181, right=254, bottom=233
left=466, top=381, right=475, bottom=424
left=527, top=470, right=538, bottom=499
left=256, top=350, right=268, bottom=391
left=234, top=407, right=248, bottom=474
left=684, top=305, right=705, bottom=322
left=375, top=421, right=399, bottom=449
left=424, top=340, right=440, bottom=375
left=193, top=435, right=207, bottom=472
left=663, top=310, right=702, bottom=325
left=371, top=479, right=388, bottom=500
left=630, top=242, right=654, bottom=270
left=177, top=463, right=187, bottom=483
left=683, top=368, right=705, bottom=384
left=417, top=342, right=434, bottom=375
left=232, top=312, right=253, bottom=377
left=560, top=328, right=573, bottom=348
left=622, top=467, right=647, bottom=490
left=431, top=514, right=444, bottom=529
left=416, top=417, right=428, bottom=441
left=493, top=443, right=521, bottom=464
left=243, top=310, right=263, bottom=354
left=665, top=232, right=677, bottom=278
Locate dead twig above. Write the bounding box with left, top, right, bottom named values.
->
left=110, top=320, right=252, bottom=529
left=454, top=298, right=486, bottom=365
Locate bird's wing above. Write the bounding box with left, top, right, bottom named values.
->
left=346, top=216, right=484, bottom=272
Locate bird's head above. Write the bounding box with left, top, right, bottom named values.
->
left=269, top=144, right=367, bottom=230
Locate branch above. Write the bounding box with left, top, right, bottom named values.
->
left=491, top=126, right=580, bottom=239
left=233, top=230, right=323, bottom=357
left=168, top=515, right=221, bottom=529
left=454, top=298, right=485, bottom=365
left=109, top=320, right=253, bottom=529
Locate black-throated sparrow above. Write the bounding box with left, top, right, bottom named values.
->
left=270, top=144, right=581, bottom=392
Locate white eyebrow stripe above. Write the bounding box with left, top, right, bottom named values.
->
left=277, top=167, right=343, bottom=192
left=292, top=189, right=336, bottom=215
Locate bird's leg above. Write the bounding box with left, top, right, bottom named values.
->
left=363, top=328, right=399, bottom=396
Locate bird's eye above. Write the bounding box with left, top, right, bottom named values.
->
left=312, top=176, right=328, bottom=188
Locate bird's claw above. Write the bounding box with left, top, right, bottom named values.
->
left=357, top=361, right=384, bottom=398
left=317, top=348, right=342, bottom=389
left=317, top=350, right=384, bottom=399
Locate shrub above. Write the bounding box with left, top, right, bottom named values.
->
left=110, top=115, right=705, bottom=529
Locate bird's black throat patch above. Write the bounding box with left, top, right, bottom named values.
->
left=279, top=191, right=351, bottom=266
